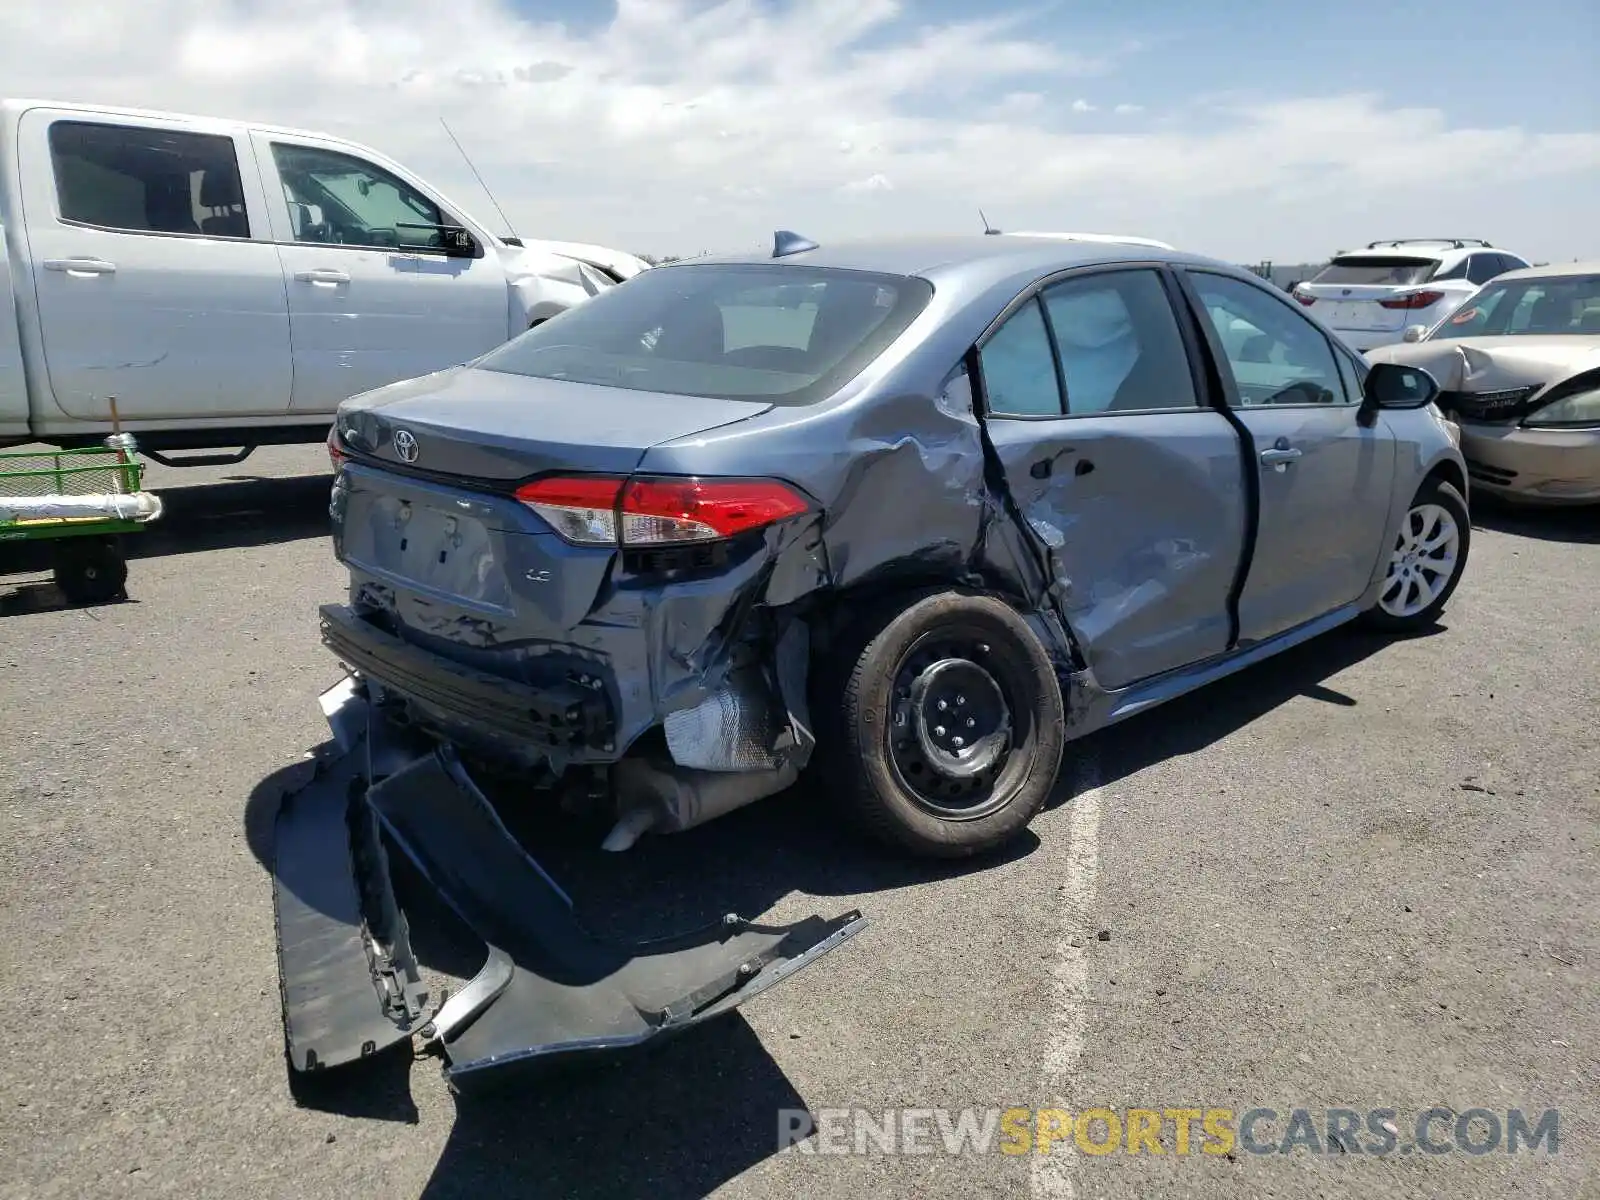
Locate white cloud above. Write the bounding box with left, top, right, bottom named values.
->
left=840, top=173, right=895, bottom=194
left=1071, top=99, right=1097, bottom=113
left=991, top=91, right=1045, bottom=118
left=2, top=0, right=1596, bottom=262
left=1113, top=103, right=1144, bottom=114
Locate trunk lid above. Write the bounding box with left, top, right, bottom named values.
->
left=331, top=366, right=776, bottom=656
left=336, top=364, right=773, bottom=482
left=1297, top=256, right=1444, bottom=333
left=1296, top=283, right=1427, bottom=334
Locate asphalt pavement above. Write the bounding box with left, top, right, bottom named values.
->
left=0, top=446, right=1595, bottom=1200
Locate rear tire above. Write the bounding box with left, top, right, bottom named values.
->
left=53, top=536, right=128, bottom=605
left=823, top=590, right=1065, bottom=859
left=1360, top=477, right=1469, bottom=633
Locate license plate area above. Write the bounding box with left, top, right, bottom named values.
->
left=344, top=490, right=511, bottom=609
left=1325, top=301, right=1402, bottom=331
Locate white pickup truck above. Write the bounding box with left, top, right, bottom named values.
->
left=0, top=99, right=648, bottom=462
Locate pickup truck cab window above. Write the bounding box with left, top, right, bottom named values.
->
left=48, top=121, right=250, bottom=239
left=269, top=142, right=463, bottom=254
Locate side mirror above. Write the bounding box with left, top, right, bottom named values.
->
left=441, top=226, right=478, bottom=257
left=1402, top=324, right=1428, bottom=343
left=1365, top=361, right=1439, bottom=410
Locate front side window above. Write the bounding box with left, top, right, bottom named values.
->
left=49, top=121, right=250, bottom=238
left=1431, top=275, right=1600, bottom=338
left=1039, top=270, right=1197, bottom=414
left=1189, top=273, right=1348, bottom=406
left=270, top=143, right=460, bottom=252
left=475, top=263, right=932, bottom=405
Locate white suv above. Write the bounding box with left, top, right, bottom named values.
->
left=1292, top=239, right=1530, bottom=352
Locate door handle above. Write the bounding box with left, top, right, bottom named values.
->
left=43, top=257, right=116, bottom=276
left=1029, top=451, right=1091, bottom=480
left=1259, top=447, right=1302, bottom=466
left=294, top=268, right=351, bottom=285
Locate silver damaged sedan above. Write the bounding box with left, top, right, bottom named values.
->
left=321, top=232, right=1472, bottom=859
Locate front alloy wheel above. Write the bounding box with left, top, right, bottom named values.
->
left=1379, top=502, right=1461, bottom=618
left=1363, top=478, right=1470, bottom=632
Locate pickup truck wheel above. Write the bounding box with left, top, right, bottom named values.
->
left=1361, top=478, right=1470, bottom=634
left=826, top=591, right=1064, bottom=859
left=53, top=537, right=128, bottom=605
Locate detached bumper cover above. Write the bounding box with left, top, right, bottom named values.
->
left=272, top=685, right=866, bottom=1088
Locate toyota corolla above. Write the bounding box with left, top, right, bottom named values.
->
left=276, top=232, right=1470, bottom=1085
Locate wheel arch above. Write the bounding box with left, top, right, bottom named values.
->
left=799, top=568, right=1035, bottom=660
left=1420, top=453, right=1468, bottom=504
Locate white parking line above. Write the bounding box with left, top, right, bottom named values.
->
left=1031, top=752, right=1103, bottom=1199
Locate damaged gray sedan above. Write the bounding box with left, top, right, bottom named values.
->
left=278, top=232, right=1469, bottom=1086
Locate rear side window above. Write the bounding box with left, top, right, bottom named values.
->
left=1040, top=270, right=1197, bottom=413
left=1465, top=254, right=1504, bottom=285
left=980, top=300, right=1061, bottom=416
left=475, top=264, right=933, bottom=405
left=49, top=121, right=250, bottom=238
left=1311, top=256, right=1438, bottom=285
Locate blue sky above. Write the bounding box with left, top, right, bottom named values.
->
left=3, top=0, right=1596, bottom=262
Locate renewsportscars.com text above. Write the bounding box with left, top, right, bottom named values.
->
left=778, top=1106, right=1560, bottom=1158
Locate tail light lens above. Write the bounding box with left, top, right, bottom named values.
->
left=327, top=425, right=346, bottom=470
left=516, top=475, right=811, bottom=547
left=1294, top=291, right=1316, bottom=306
left=1378, top=290, right=1445, bottom=310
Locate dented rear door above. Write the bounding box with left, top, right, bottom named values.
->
left=976, top=265, right=1248, bottom=691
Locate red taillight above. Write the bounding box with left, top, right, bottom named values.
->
left=515, top=475, right=810, bottom=547
left=327, top=425, right=346, bottom=469
left=514, top=476, right=624, bottom=544
left=1378, top=290, right=1445, bottom=310
left=1294, top=292, right=1316, bottom=306
left=619, top=478, right=810, bottom=544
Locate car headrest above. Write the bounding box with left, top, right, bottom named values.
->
left=199, top=168, right=243, bottom=208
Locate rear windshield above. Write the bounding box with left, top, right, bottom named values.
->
left=1429, top=274, right=1600, bottom=339
left=474, top=263, right=933, bottom=404
left=1310, top=256, right=1439, bottom=286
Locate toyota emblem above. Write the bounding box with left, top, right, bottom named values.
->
left=392, top=429, right=419, bottom=463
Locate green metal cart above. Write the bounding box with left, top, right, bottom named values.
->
left=0, top=434, right=163, bottom=604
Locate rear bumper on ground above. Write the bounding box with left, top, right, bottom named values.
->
left=272, top=679, right=867, bottom=1089
left=1458, top=422, right=1600, bottom=505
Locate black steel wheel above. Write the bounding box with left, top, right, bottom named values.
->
left=52, top=536, right=128, bottom=605
left=825, top=590, right=1065, bottom=858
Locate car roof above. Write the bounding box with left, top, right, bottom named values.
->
left=1, top=96, right=332, bottom=141
left=678, top=233, right=1223, bottom=286
left=1330, top=240, right=1512, bottom=264
left=1492, top=259, right=1600, bottom=282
